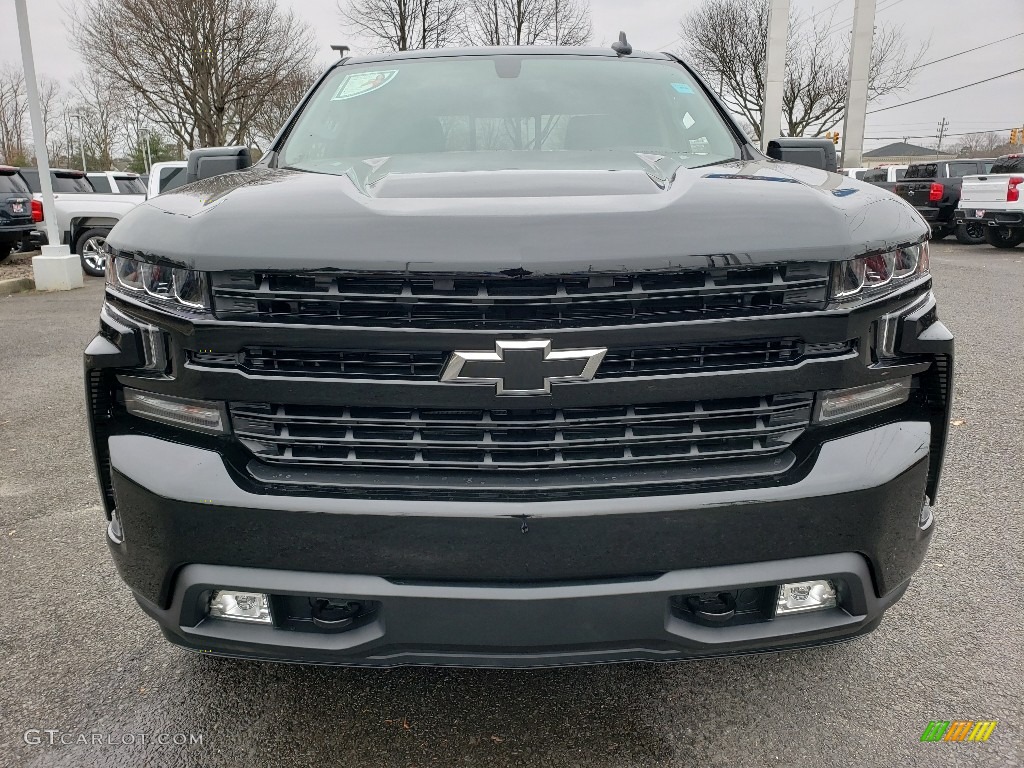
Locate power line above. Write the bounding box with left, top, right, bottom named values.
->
left=908, top=32, right=1024, bottom=71
left=826, top=0, right=906, bottom=34
left=864, top=127, right=1018, bottom=140
left=808, top=0, right=844, bottom=23
left=866, top=68, right=1024, bottom=113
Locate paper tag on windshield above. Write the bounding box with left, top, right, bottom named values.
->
left=689, top=137, right=710, bottom=154
left=332, top=70, right=398, bottom=101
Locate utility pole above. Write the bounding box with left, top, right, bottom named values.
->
left=15, top=0, right=82, bottom=290
left=840, top=0, right=877, bottom=170
left=936, top=117, right=949, bottom=152
left=760, top=0, right=791, bottom=151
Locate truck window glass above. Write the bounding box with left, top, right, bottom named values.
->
left=281, top=56, right=739, bottom=172
left=948, top=162, right=980, bottom=178
left=159, top=167, right=187, bottom=193
left=52, top=174, right=94, bottom=193
left=990, top=157, right=1023, bottom=174
left=19, top=169, right=40, bottom=193
left=90, top=175, right=112, bottom=193
left=115, top=176, right=146, bottom=194
left=906, top=163, right=936, bottom=178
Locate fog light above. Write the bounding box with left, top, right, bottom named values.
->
left=208, top=591, right=272, bottom=623
left=124, top=388, right=227, bottom=433
left=815, top=378, right=911, bottom=424
left=776, top=580, right=837, bottom=616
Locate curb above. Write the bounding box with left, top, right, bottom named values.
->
left=0, top=277, right=36, bottom=296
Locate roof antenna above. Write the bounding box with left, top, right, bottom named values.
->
left=330, top=44, right=351, bottom=58
left=611, top=32, right=632, bottom=57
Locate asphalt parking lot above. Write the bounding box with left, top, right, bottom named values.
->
left=0, top=240, right=1021, bottom=768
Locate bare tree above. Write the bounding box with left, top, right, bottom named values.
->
left=339, top=0, right=463, bottom=51
left=37, top=76, right=70, bottom=166
left=0, top=62, right=29, bottom=165
left=464, top=0, right=592, bottom=46
left=953, top=131, right=1013, bottom=158
left=71, top=69, right=124, bottom=169
left=680, top=0, right=926, bottom=140
left=70, top=0, right=316, bottom=149
left=248, top=65, right=322, bottom=151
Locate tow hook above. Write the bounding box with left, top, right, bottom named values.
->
left=310, top=598, right=363, bottom=630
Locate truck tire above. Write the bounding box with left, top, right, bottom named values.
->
left=984, top=225, right=1024, bottom=249
left=0, top=243, right=11, bottom=263
left=954, top=222, right=986, bottom=245
left=76, top=228, right=110, bottom=277
left=929, top=226, right=949, bottom=240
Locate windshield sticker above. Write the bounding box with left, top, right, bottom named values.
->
left=331, top=70, right=398, bottom=101
left=682, top=112, right=696, bottom=130
left=689, top=137, right=710, bottom=154
left=671, top=83, right=694, bottom=94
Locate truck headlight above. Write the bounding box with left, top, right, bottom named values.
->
left=106, top=253, right=210, bottom=311
left=831, top=242, right=928, bottom=300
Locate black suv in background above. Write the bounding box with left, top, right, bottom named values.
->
left=0, top=166, right=34, bottom=262
left=85, top=46, right=953, bottom=667
left=895, top=158, right=995, bottom=243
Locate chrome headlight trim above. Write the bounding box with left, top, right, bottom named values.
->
left=106, top=252, right=210, bottom=312
left=830, top=241, right=929, bottom=302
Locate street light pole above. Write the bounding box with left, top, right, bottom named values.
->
left=141, top=129, right=153, bottom=173
left=14, top=0, right=83, bottom=290
left=75, top=113, right=88, bottom=173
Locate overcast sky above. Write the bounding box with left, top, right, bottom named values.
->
left=2, top=0, right=1022, bottom=150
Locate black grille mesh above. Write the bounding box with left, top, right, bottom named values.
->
left=229, top=394, right=814, bottom=472
left=210, top=265, right=830, bottom=329
left=191, top=338, right=836, bottom=380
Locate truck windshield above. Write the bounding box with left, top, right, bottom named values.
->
left=280, top=55, right=739, bottom=172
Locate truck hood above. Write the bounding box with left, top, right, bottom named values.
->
left=107, top=154, right=927, bottom=273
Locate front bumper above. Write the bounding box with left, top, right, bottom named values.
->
left=86, top=274, right=953, bottom=667
left=108, top=421, right=932, bottom=667
left=139, top=554, right=908, bottom=668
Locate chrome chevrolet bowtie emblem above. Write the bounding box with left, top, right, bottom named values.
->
left=441, top=340, right=607, bottom=396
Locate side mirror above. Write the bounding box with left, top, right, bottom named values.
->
left=185, top=146, right=253, bottom=184
left=766, top=138, right=838, bottom=173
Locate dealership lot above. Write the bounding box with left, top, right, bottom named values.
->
left=0, top=241, right=1020, bottom=768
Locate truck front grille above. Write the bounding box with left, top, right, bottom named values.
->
left=230, top=394, right=814, bottom=471
left=210, top=264, right=830, bottom=329
left=192, top=338, right=841, bottom=380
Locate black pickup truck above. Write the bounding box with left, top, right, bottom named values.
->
left=895, top=158, right=995, bottom=243
left=85, top=45, right=952, bottom=667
